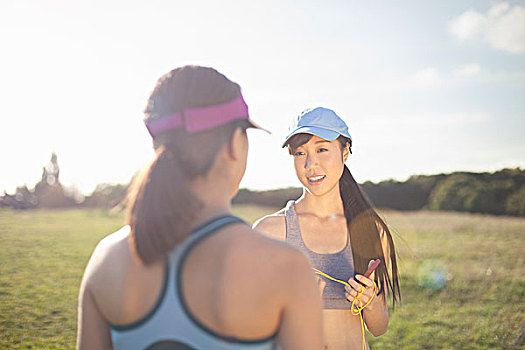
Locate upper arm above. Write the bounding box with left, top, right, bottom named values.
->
left=77, top=280, right=112, bottom=349
left=252, top=214, right=286, bottom=241
left=277, top=249, right=323, bottom=349
left=76, top=244, right=113, bottom=349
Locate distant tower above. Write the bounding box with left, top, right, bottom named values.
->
left=34, top=152, right=71, bottom=208
left=41, top=152, right=60, bottom=186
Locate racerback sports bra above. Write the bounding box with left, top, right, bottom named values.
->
left=110, top=216, right=279, bottom=349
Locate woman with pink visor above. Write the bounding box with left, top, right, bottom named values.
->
left=254, top=107, right=400, bottom=349
left=76, top=66, right=323, bottom=349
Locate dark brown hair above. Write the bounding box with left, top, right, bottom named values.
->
left=286, top=134, right=401, bottom=307
left=127, top=66, right=250, bottom=265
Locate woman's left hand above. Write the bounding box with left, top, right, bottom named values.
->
left=345, top=274, right=376, bottom=309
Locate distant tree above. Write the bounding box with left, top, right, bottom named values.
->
left=233, top=187, right=302, bottom=208
left=428, top=169, right=524, bottom=215
left=15, top=186, right=38, bottom=209
left=361, top=174, right=445, bottom=210
left=0, top=187, right=37, bottom=209
left=83, top=183, right=129, bottom=208
left=428, top=174, right=479, bottom=212
left=468, top=179, right=513, bottom=215
left=505, top=185, right=525, bottom=216
left=63, top=185, right=86, bottom=204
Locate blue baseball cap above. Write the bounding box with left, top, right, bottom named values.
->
left=282, top=107, right=352, bottom=148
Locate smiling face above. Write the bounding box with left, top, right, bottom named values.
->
left=289, top=134, right=350, bottom=197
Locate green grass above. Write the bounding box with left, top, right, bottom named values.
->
left=369, top=210, right=525, bottom=350
left=0, top=207, right=523, bottom=349
left=0, top=209, right=124, bottom=349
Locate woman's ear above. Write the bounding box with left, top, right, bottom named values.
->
left=228, top=127, right=247, bottom=161
left=342, top=142, right=350, bottom=162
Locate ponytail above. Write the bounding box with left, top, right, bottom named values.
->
left=128, top=146, right=202, bottom=265
left=340, top=165, right=401, bottom=308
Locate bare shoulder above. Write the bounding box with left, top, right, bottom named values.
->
left=249, top=229, right=315, bottom=296
left=228, top=224, right=313, bottom=292
left=252, top=209, right=286, bottom=241
left=81, top=226, right=131, bottom=288
left=236, top=224, right=310, bottom=274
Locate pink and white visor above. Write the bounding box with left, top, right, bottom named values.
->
left=145, top=95, right=269, bottom=136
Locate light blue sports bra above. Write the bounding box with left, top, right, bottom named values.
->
left=110, top=216, right=278, bottom=349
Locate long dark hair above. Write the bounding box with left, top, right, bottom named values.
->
left=286, top=134, right=401, bottom=307
left=127, top=66, right=250, bottom=265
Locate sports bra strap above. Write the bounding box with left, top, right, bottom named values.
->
left=190, top=215, right=246, bottom=240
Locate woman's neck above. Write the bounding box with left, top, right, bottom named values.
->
left=191, top=203, right=232, bottom=228
left=190, top=177, right=234, bottom=228
left=295, top=185, right=344, bottom=218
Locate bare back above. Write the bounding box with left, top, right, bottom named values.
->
left=78, top=218, right=323, bottom=349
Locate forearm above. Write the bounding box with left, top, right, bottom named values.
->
left=363, top=295, right=388, bottom=337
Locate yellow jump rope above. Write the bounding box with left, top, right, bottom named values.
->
left=313, top=259, right=380, bottom=350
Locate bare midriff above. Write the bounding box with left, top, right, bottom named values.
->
left=322, top=310, right=370, bottom=350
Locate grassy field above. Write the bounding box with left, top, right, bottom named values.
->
left=0, top=206, right=523, bottom=349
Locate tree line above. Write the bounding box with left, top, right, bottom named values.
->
left=1, top=154, right=523, bottom=216
left=360, top=168, right=525, bottom=216
left=233, top=168, right=525, bottom=217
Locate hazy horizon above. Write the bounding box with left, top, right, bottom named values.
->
left=4, top=151, right=523, bottom=196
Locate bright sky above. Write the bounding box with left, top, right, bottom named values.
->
left=1, top=0, right=524, bottom=195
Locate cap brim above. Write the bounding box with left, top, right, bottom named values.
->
left=282, top=126, right=340, bottom=147
left=247, top=118, right=271, bottom=134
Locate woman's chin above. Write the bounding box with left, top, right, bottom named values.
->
left=303, top=180, right=341, bottom=198
left=305, top=185, right=330, bottom=197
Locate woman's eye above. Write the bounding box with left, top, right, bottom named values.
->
left=293, top=151, right=305, bottom=156
left=318, top=148, right=328, bottom=153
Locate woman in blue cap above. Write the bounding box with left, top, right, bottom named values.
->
left=254, top=107, right=400, bottom=349
left=76, top=66, right=323, bottom=349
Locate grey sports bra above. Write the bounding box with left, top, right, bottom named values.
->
left=110, top=216, right=278, bottom=349
left=284, top=200, right=355, bottom=309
